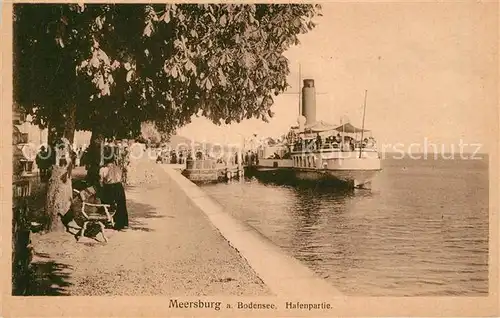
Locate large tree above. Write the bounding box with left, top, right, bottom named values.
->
left=14, top=4, right=321, bottom=231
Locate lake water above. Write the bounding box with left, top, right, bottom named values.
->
left=201, top=156, right=489, bottom=296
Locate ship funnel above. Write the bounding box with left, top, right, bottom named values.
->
left=301, top=79, right=316, bottom=125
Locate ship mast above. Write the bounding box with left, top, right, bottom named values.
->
left=359, top=90, right=368, bottom=158
left=298, top=63, right=302, bottom=116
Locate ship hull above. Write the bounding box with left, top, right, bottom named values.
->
left=247, top=166, right=379, bottom=188
left=245, top=163, right=295, bottom=185
left=294, top=168, right=379, bottom=188
left=248, top=151, right=381, bottom=188
left=290, top=150, right=381, bottom=188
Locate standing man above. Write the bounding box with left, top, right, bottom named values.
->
left=36, top=146, right=50, bottom=182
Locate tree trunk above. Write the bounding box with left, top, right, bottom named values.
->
left=47, top=125, right=57, bottom=147
left=63, top=104, right=76, bottom=143
left=45, top=126, right=65, bottom=232
left=44, top=105, right=76, bottom=232
left=45, top=165, right=72, bottom=232
left=63, top=104, right=77, bottom=178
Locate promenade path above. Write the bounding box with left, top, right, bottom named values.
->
left=27, top=162, right=271, bottom=296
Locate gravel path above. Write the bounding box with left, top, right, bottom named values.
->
left=28, top=161, right=272, bottom=296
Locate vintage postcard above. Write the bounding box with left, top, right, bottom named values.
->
left=1, top=1, right=499, bottom=317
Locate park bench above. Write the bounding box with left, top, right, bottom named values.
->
left=73, top=188, right=115, bottom=242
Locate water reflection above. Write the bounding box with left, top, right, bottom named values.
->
left=290, top=186, right=325, bottom=265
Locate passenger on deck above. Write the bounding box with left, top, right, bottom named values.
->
left=316, top=133, right=322, bottom=150
left=334, top=134, right=341, bottom=145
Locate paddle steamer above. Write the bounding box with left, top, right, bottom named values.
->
left=250, top=79, right=382, bottom=189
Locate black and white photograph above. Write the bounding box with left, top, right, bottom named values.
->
left=3, top=1, right=499, bottom=317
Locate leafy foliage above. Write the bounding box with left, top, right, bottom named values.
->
left=14, top=4, right=322, bottom=138
left=140, top=121, right=161, bottom=145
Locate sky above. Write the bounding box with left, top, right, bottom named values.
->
left=177, top=3, right=498, bottom=152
